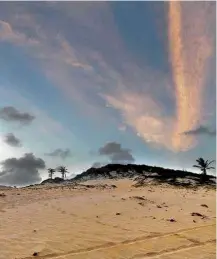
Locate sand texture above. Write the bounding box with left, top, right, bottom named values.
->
left=0, top=180, right=216, bottom=259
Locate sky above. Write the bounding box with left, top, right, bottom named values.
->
left=0, top=2, right=216, bottom=186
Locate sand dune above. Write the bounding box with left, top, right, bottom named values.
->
left=0, top=180, right=215, bottom=259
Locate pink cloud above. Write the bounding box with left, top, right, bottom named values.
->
left=103, top=90, right=174, bottom=150
left=0, top=2, right=215, bottom=153
left=0, top=20, right=39, bottom=46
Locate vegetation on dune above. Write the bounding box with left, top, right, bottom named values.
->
left=47, top=166, right=69, bottom=180
left=57, top=166, right=68, bottom=179
left=71, top=160, right=215, bottom=187
left=47, top=168, right=55, bottom=179
left=193, top=158, right=215, bottom=175
left=42, top=157, right=215, bottom=188
left=193, top=158, right=215, bottom=184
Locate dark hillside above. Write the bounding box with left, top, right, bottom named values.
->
left=71, top=163, right=216, bottom=187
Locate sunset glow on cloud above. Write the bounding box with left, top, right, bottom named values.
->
left=168, top=1, right=215, bottom=151
left=0, top=2, right=215, bottom=184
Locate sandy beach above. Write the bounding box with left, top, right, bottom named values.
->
left=0, top=180, right=216, bottom=259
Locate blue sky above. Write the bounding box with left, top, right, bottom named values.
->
left=0, top=2, right=216, bottom=185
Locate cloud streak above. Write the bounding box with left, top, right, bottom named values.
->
left=183, top=126, right=216, bottom=137
left=168, top=2, right=215, bottom=150
left=0, top=2, right=215, bottom=155
left=45, top=148, right=72, bottom=159
left=0, top=20, right=39, bottom=46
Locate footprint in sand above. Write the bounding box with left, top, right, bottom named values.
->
left=55, top=206, right=67, bottom=215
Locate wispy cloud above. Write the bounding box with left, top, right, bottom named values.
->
left=168, top=2, right=215, bottom=150
left=0, top=2, right=215, bottom=154
left=183, top=126, right=216, bottom=137
left=103, top=90, right=173, bottom=149
left=0, top=20, right=39, bottom=46
left=0, top=3, right=124, bottom=120
left=45, top=148, right=72, bottom=159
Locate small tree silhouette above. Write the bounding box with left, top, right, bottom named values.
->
left=57, top=166, right=68, bottom=179
left=193, top=158, right=215, bottom=183
left=48, top=168, right=55, bottom=179
left=193, top=158, right=215, bottom=175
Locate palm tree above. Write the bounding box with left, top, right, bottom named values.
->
left=57, top=166, right=68, bottom=179
left=193, top=158, right=215, bottom=175
left=48, top=168, right=55, bottom=179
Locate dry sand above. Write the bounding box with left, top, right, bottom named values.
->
left=0, top=179, right=216, bottom=259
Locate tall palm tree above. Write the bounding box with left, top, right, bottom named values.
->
left=58, top=166, right=68, bottom=179
left=48, top=168, right=55, bottom=179
left=193, top=158, right=215, bottom=175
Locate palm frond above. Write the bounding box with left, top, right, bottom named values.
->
left=206, top=166, right=215, bottom=170
left=57, top=166, right=66, bottom=172
left=207, top=160, right=215, bottom=166
left=48, top=168, right=55, bottom=173
left=196, top=157, right=204, bottom=163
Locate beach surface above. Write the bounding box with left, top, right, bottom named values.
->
left=0, top=180, right=216, bottom=259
